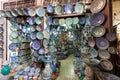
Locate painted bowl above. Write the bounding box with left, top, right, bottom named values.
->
left=90, top=13, right=105, bottom=26
left=64, top=3, right=74, bottom=14
left=31, top=40, right=41, bottom=50
left=47, top=4, right=54, bottom=13
left=92, top=25, right=106, bottom=37
left=75, top=2, right=85, bottom=14
left=98, top=49, right=110, bottom=60
left=36, top=7, right=45, bottom=17
left=36, top=31, right=44, bottom=40
left=90, top=0, right=106, bottom=13
left=96, top=37, right=109, bottom=50
left=100, top=60, right=113, bottom=71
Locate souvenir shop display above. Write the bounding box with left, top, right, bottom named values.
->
left=0, top=0, right=118, bottom=80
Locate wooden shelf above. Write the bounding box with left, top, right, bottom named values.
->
left=52, top=13, right=84, bottom=18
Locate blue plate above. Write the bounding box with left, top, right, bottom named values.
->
left=64, top=3, right=74, bottom=14
left=47, top=4, right=54, bottom=13
left=30, top=32, right=36, bottom=40
left=38, top=48, right=45, bottom=55
left=79, top=16, right=86, bottom=25
left=8, top=43, right=16, bottom=51
left=31, top=40, right=41, bottom=50
left=36, top=7, right=46, bottom=17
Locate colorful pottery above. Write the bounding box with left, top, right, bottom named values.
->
left=64, top=3, right=74, bottom=14
left=96, top=37, right=109, bottom=50
left=98, top=49, right=110, bottom=60
left=36, top=31, right=44, bottom=40
left=75, top=2, right=85, bottom=14
left=47, top=4, right=54, bottom=13
left=36, top=7, right=46, bottom=17
left=31, top=40, right=41, bottom=50
left=90, top=13, right=105, bottom=26
left=90, top=0, right=106, bottom=13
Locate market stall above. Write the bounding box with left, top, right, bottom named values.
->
left=0, top=0, right=119, bottom=80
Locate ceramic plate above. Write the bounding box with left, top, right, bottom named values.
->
left=0, top=34, right=3, bottom=39
left=65, top=18, right=73, bottom=26
left=43, top=38, right=49, bottom=48
left=96, top=37, right=109, bottom=50
left=92, top=25, right=106, bottom=37
left=90, top=13, right=105, bottom=26
left=36, top=25, right=42, bottom=31
left=88, top=48, right=98, bottom=58
left=59, top=18, right=65, bottom=26
left=36, top=31, right=44, bottom=40
left=8, top=43, right=16, bottom=51
left=47, top=4, right=54, bottom=13
left=75, top=2, right=85, bottom=14
left=5, top=10, right=12, bottom=17
left=26, top=17, right=35, bottom=25
left=88, top=38, right=95, bottom=47
left=79, top=16, right=86, bottom=25
left=47, top=16, right=52, bottom=25
left=108, top=46, right=117, bottom=54
left=64, top=3, right=74, bottom=14
left=90, top=0, right=106, bottom=13
left=90, top=58, right=100, bottom=65
left=98, top=49, right=110, bottom=60
left=11, top=9, right=18, bottom=17
left=10, top=31, right=18, bottom=38
left=106, top=32, right=116, bottom=42
left=35, top=17, right=42, bottom=25
left=100, top=60, right=113, bottom=71
left=28, top=7, right=36, bottom=17
left=22, top=8, right=28, bottom=16
left=55, top=5, right=63, bottom=15
left=53, top=18, right=59, bottom=25
left=73, top=17, right=79, bottom=25
left=16, top=8, right=23, bottom=16
left=30, top=32, right=36, bottom=40
left=36, top=7, right=46, bottom=17
left=38, top=48, right=45, bottom=55
left=31, top=40, right=41, bottom=50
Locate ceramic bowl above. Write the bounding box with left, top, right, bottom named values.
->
left=47, top=4, right=54, bottom=13
left=98, top=49, right=110, bottom=60
left=73, top=17, right=79, bottom=25
left=108, top=46, right=117, bottom=54
left=36, top=31, right=44, bottom=40
left=79, top=16, right=86, bottom=25
left=28, top=7, right=36, bottom=17
left=36, top=7, right=46, bottom=17
left=100, top=60, right=113, bottom=71
left=35, top=17, right=42, bottom=25
left=30, top=32, right=36, bottom=40
left=65, top=18, right=73, bottom=26
left=106, top=32, right=116, bottom=42
left=90, top=13, right=105, bottom=26
left=31, top=40, right=41, bottom=50
left=75, top=2, right=85, bottom=14
left=38, top=48, right=45, bottom=55
left=88, top=48, right=98, bottom=58
left=92, top=25, right=106, bottom=37
left=59, top=18, right=65, bottom=26
left=47, top=16, right=52, bottom=25
left=90, top=0, right=106, bottom=13
left=55, top=5, right=63, bottom=15
left=64, top=3, right=74, bottom=14
left=96, top=37, right=109, bottom=50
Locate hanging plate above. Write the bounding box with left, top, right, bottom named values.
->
left=100, top=60, right=113, bottom=71
left=96, top=37, right=109, bottom=50
left=106, top=32, right=116, bottom=42
left=75, top=2, right=85, bottom=14
left=28, top=7, right=36, bottom=17
left=90, top=13, right=105, bottom=26
left=36, top=31, right=44, bottom=40
left=31, top=40, right=41, bottom=50
left=30, top=32, right=36, bottom=40
left=55, top=5, right=63, bottom=15
left=36, top=7, right=46, bottom=17
left=108, top=46, right=117, bottom=54
left=47, top=4, right=54, bottom=13
left=90, top=0, right=106, bottom=13
left=98, top=49, right=110, bottom=60
left=64, top=3, right=74, bottom=14
left=73, top=17, right=79, bottom=25
left=79, top=16, right=86, bottom=25
left=38, top=48, right=45, bottom=55
left=88, top=48, right=98, bottom=58
left=0, top=27, right=3, bottom=33
left=35, top=17, right=42, bottom=25
left=65, top=18, right=73, bottom=26
left=92, top=25, right=106, bottom=37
